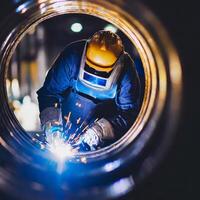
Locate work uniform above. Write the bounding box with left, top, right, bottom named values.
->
left=37, top=39, right=140, bottom=148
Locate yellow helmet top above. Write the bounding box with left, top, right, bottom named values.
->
left=86, top=31, right=124, bottom=73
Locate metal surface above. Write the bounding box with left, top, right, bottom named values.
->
left=0, top=0, right=182, bottom=199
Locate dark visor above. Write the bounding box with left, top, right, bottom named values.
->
left=84, top=62, right=112, bottom=78
left=83, top=73, right=107, bottom=87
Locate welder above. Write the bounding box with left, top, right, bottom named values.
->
left=37, top=30, right=140, bottom=151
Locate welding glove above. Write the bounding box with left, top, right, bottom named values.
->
left=79, top=128, right=101, bottom=151
left=78, top=118, right=115, bottom=151
left=43, top=120, right=63, bottom=144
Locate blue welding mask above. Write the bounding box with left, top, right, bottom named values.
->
left=75, top=30, right=124, bottom=100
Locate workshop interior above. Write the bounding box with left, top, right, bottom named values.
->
left=0, top=0, right=197, bottom=199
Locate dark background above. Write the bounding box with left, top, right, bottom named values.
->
left=126, top=0, right=199, bottom=199
left=0, top=0, right=199, bottom=199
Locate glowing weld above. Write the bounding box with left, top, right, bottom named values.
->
left=47, top=136, right=76, bottom=161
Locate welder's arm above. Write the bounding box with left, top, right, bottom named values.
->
left=76, top=118, right=114, bottom=151
left=37, top=50, right=72, bottom=128
left=106, top=59, right=141, bottom=139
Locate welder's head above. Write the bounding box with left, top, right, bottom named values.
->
left=86, top=30, right=124, bottom=73
left=78, top=30, right=124, bottom=92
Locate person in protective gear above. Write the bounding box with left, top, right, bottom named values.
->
left=37, top=30, right=141, bottom=152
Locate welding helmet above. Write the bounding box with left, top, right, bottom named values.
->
left=78, top=30, right=124, bottom=93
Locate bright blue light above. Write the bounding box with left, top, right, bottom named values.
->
left=83, top=73, right=107, bottom=87
left=75, top=79, right=117, bottom=100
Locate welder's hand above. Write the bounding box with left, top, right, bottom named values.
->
left=43, top=121, right=63, bottom=144
left=72, top=118, right=114, bottom=152
left=78, top=127, right=102, bottom=151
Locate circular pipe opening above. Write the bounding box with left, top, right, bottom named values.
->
left=1, top=0, right=158, bottom=159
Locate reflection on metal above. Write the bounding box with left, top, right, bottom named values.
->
left=0, top=0, right=182, bottom=199
left=103, top=160, right=121, bottom=172
left=108, top=176, right=135, bottom=198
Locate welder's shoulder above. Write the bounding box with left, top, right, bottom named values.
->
left=61, top=40, right=87, bottom=57
left=123, top=52, right=137, bottom=74
left=124, top=52, right=135, bottom=67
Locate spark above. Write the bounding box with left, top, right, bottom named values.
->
left=94, top=118, right=99, bottom=123
left=68, top=123, right=72, bottom=130
left=80, top=156, right=87, bottom=163
left=79, top=120, right=85, bottom=129
left=73, top=136, right=80, bottom=143
left=77, top=117, right=81, bottom=124
left=36, top=133, right=40, bottom=137
left=82, top=125, right=89, bottom=133
left=64, top=111, right=71, bottom=124
left=54, top=103, right=58, bottom=108
left=64, top=122, right=72, bottom=137
left=69, top=120, right=86, bottom=142
left=64, top=116, right=68, bottom=121
left=67, top=133, right=75, bottom=142
left=54, top=121, right=61, bottom=125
